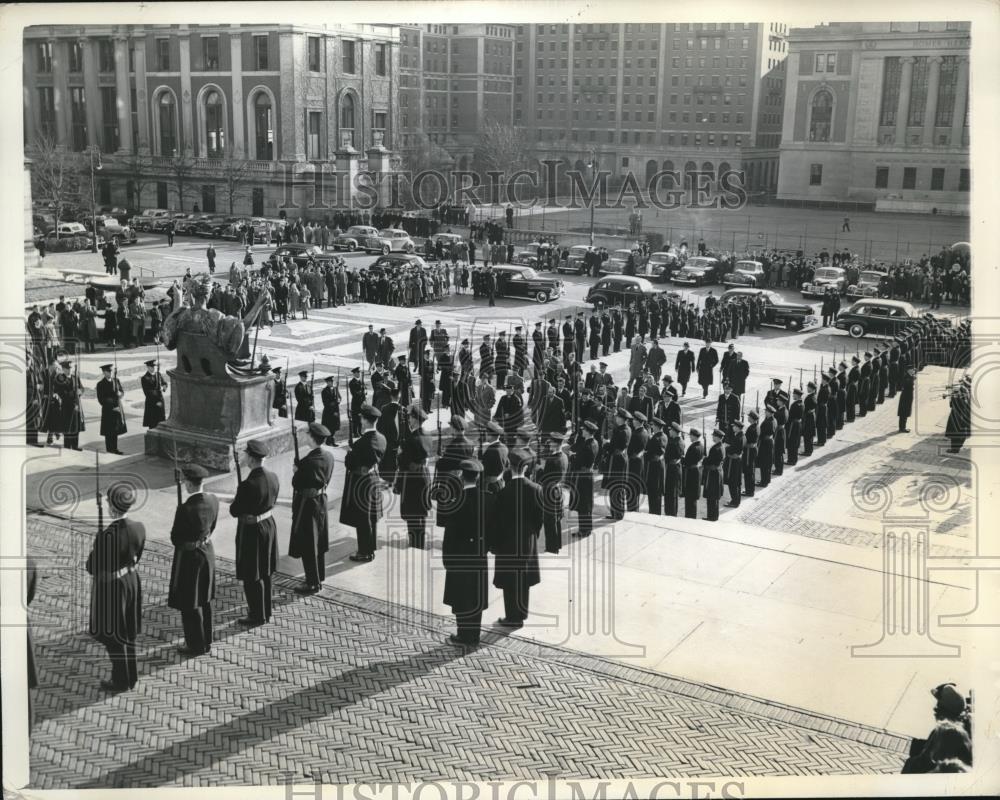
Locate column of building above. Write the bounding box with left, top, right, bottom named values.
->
left=893, top=55, right=914, bottom=146
left=80, top=37, right=101, bottom=149
left=949, top=56, right=969, bottom=148
left=113, top=35, right=133, bottom=153
left=52, top=38, right=72, bottom=147
left=614, top=25, right=625, bottom=159
left=133, top=38, right=150, bottom=153
left=921, top=56, right=941, bottom=146
left=230, top=33, right=245, bottom=159
left=178, top=31, right=194, bottom=156
left=23, top=42, right=37, bottom=142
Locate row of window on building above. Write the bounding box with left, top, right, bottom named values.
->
left=523, top=22, right=757, bottom=35
left=534, top=128, right=747, bottom=147
left=878, top=55, right=967, bottom=128
left=808, top=163, right=970, bottom=191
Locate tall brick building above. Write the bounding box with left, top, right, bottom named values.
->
left=776, top=21, right=970, bottom=212
left=23, top=24, right=400, bottom=217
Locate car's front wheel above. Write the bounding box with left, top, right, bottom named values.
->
left=381, top=245, right=390, bottom=255
left=849, top=323, right=866, bottom=338
left=535, top=291, right=550, bottom=303
left=785, top=318, right=802, bottom=331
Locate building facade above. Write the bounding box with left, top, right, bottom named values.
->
left=399, top=24, right=515, bottom=169
left=23, top=24, right=400, bottom=218
left=776, top=21, right=970, bottom=212
left=514, top=22, right=788, bottom=193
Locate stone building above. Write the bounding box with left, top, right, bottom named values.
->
left=776, top=21, right=970, bottom=213
left=23, top=24, right=401, bottom=218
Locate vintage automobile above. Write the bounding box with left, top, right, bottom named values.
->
left=331, top=225, right=390, bottom=254
left=801, top=266, right=847, bottom=298
left=558, top=244, right=592, bottom=275
left=369, top=252, right=429, bottom=276
left=96, top=218, right=138, bottom=246
left=430, top=232, right=465, bottom=249
left=130, top=208, right=171, bottom=232
left=490, top=265, right=563, bottom=303
left=511, top=245, right=541, bottom=268
left=718, top=288, right=817, bottom=331
left=39, top=222, right=94, bottom=251
left=722, top=260, right=765, bottom=288
left=192, top=216, right=226, bottom=237
left=846, top=269, right=891, bottom=299
left=378, top=228, right=417, bottom=253
left=834, top=298, right=921, bottom=338
left=671, top=256, right=721, bottom=286
left=268, top=243, right=325, bottom=267
left=585, top=275, right=670, bottom=308
left=172, top=214, right=208, bottom=236
left=640, top=250, right=681, bottom=281
left=600, top=248, right=647, bottom=276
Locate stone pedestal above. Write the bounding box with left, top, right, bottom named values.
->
left=144, top=331, right=301, bottom=471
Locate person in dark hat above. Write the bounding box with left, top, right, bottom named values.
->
left=539, top=432, right=569, bottom=554
left=168, top=464, right=218, bottom=656
left=420, top=347, right=437, bottom=414
left=396, top=405, right=432, bottom=548
left=493, top=376, right=525, bottom=446
left=835, top=362, right=848, bottom=430
left=715, top=382, right=740, bottom=430
left=724, top=420, right=744, bottom=508
left=52, top=356, right=85, bottom=450
left=682, top=428, right=703, bottom=519
left=847, top=356, right=861, bottom=423
left=742, top=410, right=759, bottom=498
left=86, top=482, right=145, bottom=692
left=703, top=428, right=726, bottom=521
left=394, top=353, right=413, bottom=407
left=294, top=369, right=316, bottom=423
left=481, top=420, right=509, bottom=495
left=643, top=417, right=667, bottom=515
left=675, top=341, right=695, bottom=397
left=773, top=392, right=788, bottom=477
left=290, top=422, right=335, bottom=590
left=626, top=411, right=650, bottom=512
left=141, top=359, right=168, bottom=429
left=341, top=406, right=386, bottom=562
left=362, top=323, right=379, bottom=368
left=786, top=388, right=803, bottom=466
left=570, top=420, right=600, bottom=536
left=897, top=365, right=916, bottom=433
left=603, top=407, right=632, bottom=520
left=229, top=439, right=280, bottom=626
left=764, top=377, right=783, bottom=411
left=348, top=366, right=366, bottom=436
left=492, top=447, right=544, bottom=628
left=408, top=319, right=427, bottom=373
left=696, top=338, right=719, bottom=399
left=858, top=351, right=873, bottom=418
left=663, top=421, right=684, bottom=516
left=433, top=415, right=476, bottom=528
left=757, top=406, right=775, bottom=488
left=442, top=458, right=491, bottom=648
left=272, top=367, right=288, bottom=418
left=321, top=376, right=342, bottom=445
left=802, top=380, right=817, bottom=458
left=96, top=363, right=127, bottom=454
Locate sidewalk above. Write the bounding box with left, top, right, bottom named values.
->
left=25, top=514, right=909, bottom=789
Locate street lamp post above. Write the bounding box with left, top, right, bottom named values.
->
left=87, top=145, right=103, bottom=253
left=587, top=149, right=598, bottom=247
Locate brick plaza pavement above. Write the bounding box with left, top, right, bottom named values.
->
left=23, top=514, right=908, bottom=789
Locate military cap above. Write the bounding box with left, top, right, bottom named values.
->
left=246, top=439, right=268, bottom=458
left=107, top=482, right=137, bottom=512
left=509, top=447, right=535, bottom=468
left=298, top=370, right=309, bottom=378
left=182, top=464, right=209, bottom=482
left=485, top=420, right=503, bottom=435
left=547, top=431, right=566, bottom=441
left=771, top=378, right=783, bottom=385
left=864, top=351, right=872, bottom=358
left=632, top=411, right=647, bottom=422
left=777, top=391, right=790, bottom=402
left=851, top=355, right=860, bottom=364
left=450, top=415, right=467, bottom=430
left=765, top=404, right=776, bottom=413
left=615, top=408, right=633, bottom=419
left=461, top=338, right=470, bottom=345
left=458, top=458, right=483, bottom=473
left=669, top=422, right=683, bottom=432
left=398, top=354, right=407, bottom=361
left=712, top=428, right=725, bottom=438
left=351, top=366, right=361, bottom=374
left=582, top=420, right=599, bottom=433
left=792, top=387, right=803, bottom=396
left=308, top=422, right=331, bottom=439
left=651, top=417, right=665, bottom=427
left=324, top=375, right=335, bottom=382
left=415, top=319, right=422, bottom=324
left=100, top=363, right=113, bottom=371
left=534, top=321, right=542, bottom=327
left=599, top=362, right=608, bottom=368
left=577, top=311, right=584, bottom=316
left=272, top=366, right=283, bottom=373
left=827, top=367, right=837, bottom=375
left=748, top=410, right=759, bottom=420
left=807, top=381, right=816, bottom=389
left=144, top=359, right=157, bottom=367
left=689, top=427, right=701, bottom=437
left=731, top=419, right=744, bottom=428
left=839, top=361, right=848, bottom=369
left=409, top=406, right=428, bottom=422
left=59, top=358, right=71, bottom=367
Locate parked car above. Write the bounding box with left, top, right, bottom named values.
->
left=490, top=265, right=563, bottom=303
left=369, top=252, right=429, bottom=276
left=801, top=266, right=847, bottom=298
left=600, top=248, right=647, bottom=276
left=511, top=246, right=541, bottom=268
left=672, top=256, right=721, bottom=286
left=378, top=228, right=416, bottom=253
left=557, top=244, right=592, bottom=275
left=722, top=260, right=765, bottom=288
left=846, top=269, right=891, bottom=299
left=641, top=250, right=680, bottom=281
left=718, top=288, right=817, bottom=331
left=430, top=232, right=465, bottom=251
left=331, top=225, right=387, bottom=253
left=40, top=226, right=94, bottom=251
left=268, top=243, right=325, bottom=267
left=585, top=275, right=669, bottom=308
left=172, top=214, right=208, bottom=236
left=99, top=206, right=132, bottom=225
left=193, top=216, right=227, bottom=237
left=834, top=299, right=921, bottom=338
left=131, top=209, right=171, bottom=231
left=97, top=218, right=137, bottom=246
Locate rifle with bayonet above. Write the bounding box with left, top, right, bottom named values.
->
left=95, top=452, right=103, bottom=532
left=170, top=433, right=182, bottom=506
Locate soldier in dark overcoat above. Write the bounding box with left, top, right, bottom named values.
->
left=321, top=375, right=342, bottom=445
left=396, top=406, right=432, bottom=548
left=443, top=458, right=491, bottom=647
left=53, top=358, right=85, bottom=450
left=433, top=415, right=476, bottom=528
left=291, top=422, right=336, bottom=589
left=141, top=359, right=167, bottom=428
left=569, top=420, right=600, bottom=536
left=702, top=429, right=726, bottom=521
left=168, top=464, right=218, bottom=656
left=538, top=433, right=569, bottom=554
left=96, top=363, right=126, bottom=454
left=664, top=422, right=684, bottom=516
left=341, top=407, right=387, bottom=562
left=87, top=483, right=145, bottom=692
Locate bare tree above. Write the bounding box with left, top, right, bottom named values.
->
left=28, top=133, right=81, bottom=240
left=216, top=152, right=253, bottom=215
left=118, top=150, right=156, bottom=212
left=166, top=153, right=198, bottom=212
left=400, top=130, right=454, bottom=208
left=472, top=120, right=530, bottom=176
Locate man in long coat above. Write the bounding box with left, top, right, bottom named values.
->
left=341, top=407, right=387, bottom=562
left=702, top=429, right=726, bottom=521
left=53, top=357, right=85, bottom=450
left=321, top=375, right=342, bottom=445
left=87, top=483, right=145, bottom=692
left=141, top=359, right=168, bottom=429
left=396, top=406, right=433, bottom=548
left=491, top=448, right=544, bottom=628
left=96, top=363, right=126, bottom=454
left=290, top=423, right=336, bottom=591
left=674, top=341, right=695, bottom=396
left=538, top=433, right=569, bottom=554
left=897, top=366, right=916, bottom=433
left=696, top=339, right=719, bottom=398
left=570, top=421, right=600, bottom=536
left=229, top=439, right=280, bottom=626
left=408, top=319, right=428, bottom=371
left=443, top=458, right=491, bottom=647
left=168, top=464, right=218, bottom=656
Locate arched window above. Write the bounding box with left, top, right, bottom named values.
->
left=809, top=90, right=833, bottom=142
left=684, top=160, right=697, bottom=188
left=156, top=91, right=178, bottom=156
left=340, top=94, right=355, bottom=148
left=253, top=91, right=273, bottom=160
left=701, top=161, right=715, bottom=179
left=205, top=89, right=225, bottom=157
left=645, top=159, right=658, bottom=184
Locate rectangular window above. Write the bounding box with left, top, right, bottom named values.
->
left=156, top=181, right=169, bottom=208
left=373, top=110, right=387, bottom=146
left=375, top=43, right=387, bottom=76
left=935, top=56, right=959, bottom=127
left=879, top=57, right=901, bottom=126
left=931, top=167, right=945, bottom=190
left=908, top=57, right=929, bottom=126
left=307, top=111, right=322, bottom=159
left=36, top=41, right=53, bottom=73
left=69, top=87, right=87, bottom=150
left=342, top=40, right=356, bottom=73
left=201, top=184, right=216, bottom=213
left=958, top=168, right=970, bottom=191
left=902, top=166, right=917, bottom=189
left=254, top=35, right=269, bottom=70
left=203, top=35, right=219, bottom=70
left=875, top=166, right=889, bottom=188
left=308, top=36, right=321, bottom=71
left=809, top=163, right=822, bottom=186
left=98, top=39, right=115, bottom=73
left=156, top=38, right=170, bottom=71
left=98, top=177, right=111, bottom=205
left=37, top=87, right=56, bottom=138
left=100, top=86, right=119, bottom=152
left=69, top=40, right=83, bottom=73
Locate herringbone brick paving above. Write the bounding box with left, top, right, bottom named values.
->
left=25, top=514, right=907, bottom=788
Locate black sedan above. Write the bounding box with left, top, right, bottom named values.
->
left=268, top=243, right=325, bottom=267
left=718, top=288, right=817, bottom=331
left=490, top=266, right=563, bottom=303
left=834, top=299, right=922, bottom=338
left=585, top=276, right=672, bottom=308
left=671, top=256, right=721, bottom=286
left=369, top=252, right=429, bottom=276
